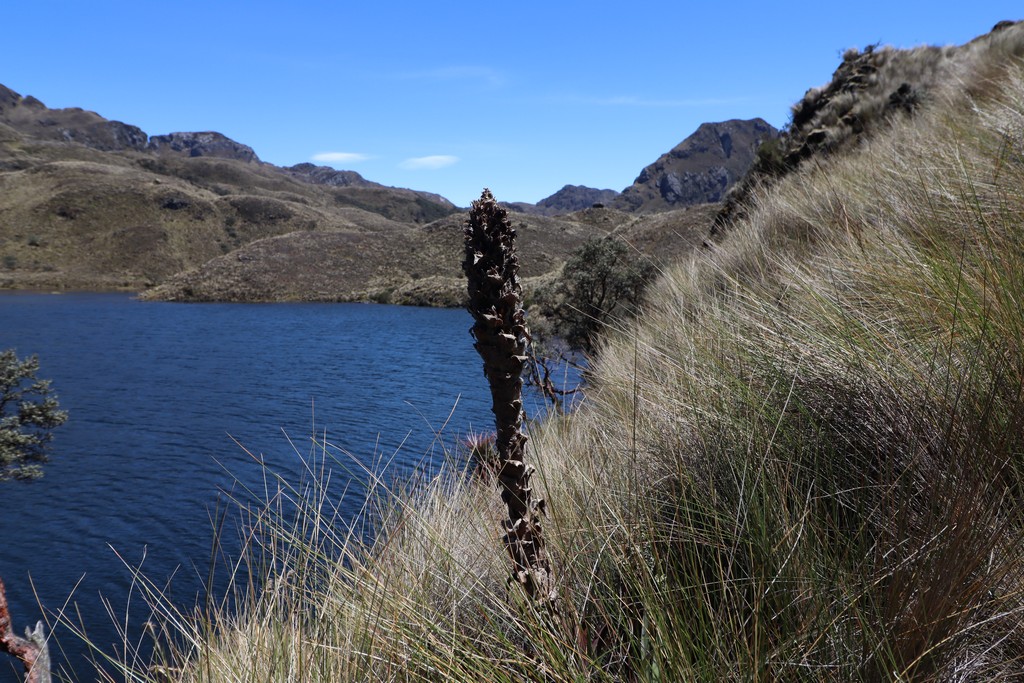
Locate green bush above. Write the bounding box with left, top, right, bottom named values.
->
left=752, top=136, right=790, bottom=177
left=0, top=350, right=67, bottom=481
left=534, top=238, right=656, bottom=355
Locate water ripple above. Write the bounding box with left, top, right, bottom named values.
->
left=0, top=293, right=560, bottom=682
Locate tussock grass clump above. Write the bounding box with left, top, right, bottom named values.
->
left=96, top=24, right=1024, bottom=682
left=722, top=20, right=1024, bottom=230
left=567, top=38, right=1024, bottom=680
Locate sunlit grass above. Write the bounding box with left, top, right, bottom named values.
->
left=73, top=26, right=1024, bottom=682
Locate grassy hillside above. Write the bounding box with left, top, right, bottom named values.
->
left=0, top=91, right=460, bottom=293
left=0, top=146, right=459, bottom=292
left=0, top=86, right=724, bottom=304
left=0, top=131, right=712, bottom=304
left=143, top=204, right=717, bottom=305
left=83, top=21, right=1024, bottom=682
left=718, top=18, right=1024, bottom=231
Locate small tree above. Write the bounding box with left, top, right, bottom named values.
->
left=0, top=349, right=67, bottom=481
left=536, top=237, right=656, bottom=355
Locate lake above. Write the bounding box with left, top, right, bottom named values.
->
left=0, top=292, right=566, bottom=682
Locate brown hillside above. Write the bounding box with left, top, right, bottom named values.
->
left=145, top=203, right=717, bottom=306
left=0, top=84, right=458, bottom=292
left=0, top=83, right=720, bottom=303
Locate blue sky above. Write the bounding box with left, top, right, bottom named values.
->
left=3, top=2, right=1020, bottom=206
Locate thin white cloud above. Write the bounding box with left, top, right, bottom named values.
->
left=311, top=152, right=370, bottom=164
left=398, top=66, right=505, bottom=88
left=399, top=155, right=459, bottom=170
left=559, top=94, right=749, bottom=108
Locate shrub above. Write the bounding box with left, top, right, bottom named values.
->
left=752, top=136, right=790, bottom=177
left=0, top=350, right=67, bottom=481
left=534, top=237, right=656, bottom=355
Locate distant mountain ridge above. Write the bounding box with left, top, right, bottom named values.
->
left=612, top=118, right=778, bottom=213
left=0, top=86, right=259, bottom=163
left=0, top=81, right=720, bottom=302
left=0, top=84, right=453, bottom=208
left=504, top=185, right=621, bottom=216
left=508, top=118, right=777, bottom=216
left=284, top=162, right=453, bottom=207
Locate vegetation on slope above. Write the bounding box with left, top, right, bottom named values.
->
left=718, top=19, right=1024, bottom=232
left=0, top=84, right=727, bottom=304
left=0, top=145, right=458, bottom=292
left=88, top=21, right=1024, bottom=682
left=143, top=205, right=716, bottom=306
left=529, top=237, right=657, bottom=356
left=0, top=86, right=459, bottom=293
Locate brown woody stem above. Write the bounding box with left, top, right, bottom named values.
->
left=0, top=577, right=50, bottom=683
left=464, top=189, right=555, bottom=603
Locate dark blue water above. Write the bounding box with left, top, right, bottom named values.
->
left=0, top=292, right=562, bottom=682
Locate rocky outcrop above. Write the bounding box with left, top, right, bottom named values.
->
left=51, top=119, right=148, bottom=152
left=286, top=163, right=375, bottom=187
left=0, top=84, right=20, bottom=111
left=613, top=118, right=777, bottom=213
left=714, top=20, right=1024, bottom=233
left=653, top=166, right=731, bottom=205
left=0, top=84, right=148, bottom=151
left=505, top=185, right=620, bottom=216
left=147, top=131, right=259, bottom=162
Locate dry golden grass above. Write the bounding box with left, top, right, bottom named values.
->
left=80, top=22, right=1024, bottom=683
left=0, top=134, right=461, bottom=293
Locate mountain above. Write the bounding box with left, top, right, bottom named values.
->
left=0, top=85, right=776, bottom=303
left=505, top=185, right=620, bottom=216
left=612, top=118, right=778, bottom=213
left=507, top=118, right=776, bottom=217
left=0, top=84, right=463, bottom=292
left=0, top=83, right=728, bottom=303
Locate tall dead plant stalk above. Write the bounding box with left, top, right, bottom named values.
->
left=463, top=189, right=556, bottom=605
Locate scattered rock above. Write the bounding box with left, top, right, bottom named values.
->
left=147, top=132, right=259, bottom=162
left=505, top=185, right=621, bottom=216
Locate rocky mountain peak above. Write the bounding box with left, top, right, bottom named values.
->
left=147, top=131, right=259, bottom=162
left=286, top=163, right=374, bottom=187
left=613, top=118, right=778, bottom=213
left=0, top=84, right=149, bottom=151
